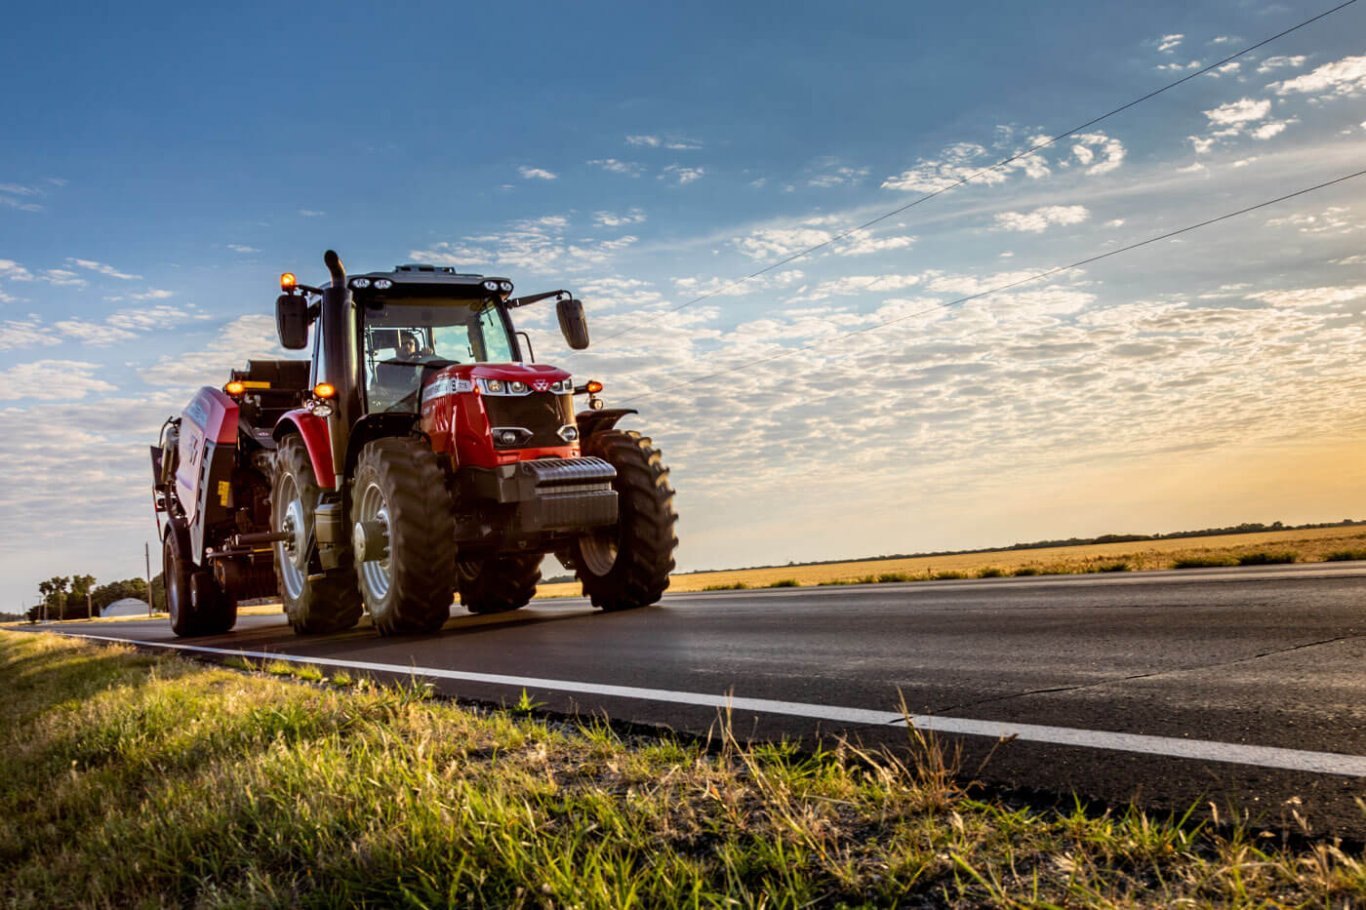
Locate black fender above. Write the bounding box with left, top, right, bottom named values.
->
left=577, top=408, right=638, bottom=442
left=344, top=412, right=422, bottom=480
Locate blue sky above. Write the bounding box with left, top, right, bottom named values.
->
left=2, top=1, right=1365, bottom=606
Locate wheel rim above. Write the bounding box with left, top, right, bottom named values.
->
left=579, top=531, right=618, bottom=577
left=356, top=480, right=393, bottom=602
left=274, top=474, right=308, bottom=600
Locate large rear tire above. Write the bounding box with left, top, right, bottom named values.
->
left=569, top=430, right=678, bottom=611
left=457, top=554, right=542, bottom=614
left=271, top=435, right=363, bottom=635
left=163, top=521, right=236, bottom=637
left=352, top=437, right=457, bottom=635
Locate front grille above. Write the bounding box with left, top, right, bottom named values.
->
left=483, top=392, right=575, bottom=448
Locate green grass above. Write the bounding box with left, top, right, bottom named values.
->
left=1237, top=551, right=1298, bottom=566
left=1172, top=555, right=1240, bottom=569
left=1, top=630, right=1363, bottom=908
left=1096, top=561, right=1132, bottom=573
left=702, top=581, right=749, bottom=591
left=767, top=578, right=800, bottom=588
left=1326, top=549, right=1366, bottom=562
left=1013, top=566, right=1041, bottom=576
left=977, top=567, right=1006, bottom=578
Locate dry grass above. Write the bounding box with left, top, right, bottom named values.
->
left=1, top=630, right=1362, bottom=908
left=539, top=526, right=1366, bottom=597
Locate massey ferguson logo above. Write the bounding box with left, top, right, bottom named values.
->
left=532, top=380, right=550, bottom=392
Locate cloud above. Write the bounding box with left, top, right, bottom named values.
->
left=1204, top=98, right=1272, bottom=126
left=298, top=209, right=324, bottom=217
left=1265, top=206, right=1360, bottom=235
left=808, top=164, right=870, bottom=188
left=40, top=269, right=87, bottom=287
left=0, top=360, right=117, bottom=401
left=626, top=135, right=701, bottom=150
left=227, top=244, right=260, bottom=254
left=994, top=205, right=1090, bottom=233
left=1256, top=55, right=1306, bottom=75
left=593, top=208, right=647, bottom=227
left=518, top=166, right=558, bottom=181
left=104, top=288, right=175, bottom=303
left=0, top=259, right=34, bottom=281
left=1271, top=55, right=1366, bottom=97
left=411, top=215, right=639, bottom=274
left=0, top=318, right=46, bottom=350
left=1156, top=34, right=1184, bottom=53
left=137, top=313, right=285, bottom=390
left=734, top=227, right=833, bottom=261
left=835, top=229, right=916, bottom=256
left=0, top=182, right=44, bottom=212
left=661, top=165, right=705, bottom=185
left=1070, top=132, right=1125, bottom=175
left=1245, top=284, right=1366, bottom=308
left=882, top=133, right=1053, bottom=193
left=68, top=258, right=141, bottom=280
left=587, top=158, right=645, bottom=176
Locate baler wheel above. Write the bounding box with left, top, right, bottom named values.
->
left=271, top=436, right=363, bottom=635
left=570, top=429, right=678, bottom=611
left=456, top=554, right=542, bottom=614
left=163, top=521, right=236, bottom=637
left=352, top=437, right=457, bottom=635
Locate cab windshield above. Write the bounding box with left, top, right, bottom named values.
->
left=362, top=298, right=516, bottom=413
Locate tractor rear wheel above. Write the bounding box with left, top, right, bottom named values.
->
left=163, top=521, right=236, bottom=637
left=457, top=554, right=542, bottom=614
left=271, top=436, right=363, bottom=635
left=352, top=437, right=457, bottom=635
left=570, top=430, right=677, bottom=611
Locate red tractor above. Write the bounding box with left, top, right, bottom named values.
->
left=152, top=251, right=677, bottom=637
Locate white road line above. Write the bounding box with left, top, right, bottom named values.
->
left=54, top=630, right=1366, bottom=778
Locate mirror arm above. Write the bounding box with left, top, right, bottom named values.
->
left=516, top=331, right=536, bottom=363
left=507, top=289, right=571, bottom=309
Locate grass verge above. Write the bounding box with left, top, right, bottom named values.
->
left=2, top=630, right=1364, bottom=907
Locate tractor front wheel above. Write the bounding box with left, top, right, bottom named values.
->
left=272, top=436, right=363, bottom=635
left=570, top=430, right=678, bottom=611
left=352, top=437, right=457, bottom=635
left=457, top=554, right=542, bottom=614
left=163, top=520, right=236, bottom=637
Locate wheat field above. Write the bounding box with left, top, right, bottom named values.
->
left=536, top=525, right=1366, bottom=597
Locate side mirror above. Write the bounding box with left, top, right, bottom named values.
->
left=556, top=298, right=590, bottom=351
left=276, top=294, right=310, bottom=350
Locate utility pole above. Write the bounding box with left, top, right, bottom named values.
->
left=87, top=590, right=93, bottom=622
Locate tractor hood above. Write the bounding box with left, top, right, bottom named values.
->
left=422, top=362, right=571, bottom=391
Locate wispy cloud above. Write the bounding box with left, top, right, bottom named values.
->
left=661, top=165, right=705, bottom=185
left=626, top=134, right=702, bottom=150
left=1156, top=33, right=1184, bottom=53
left=1271, top=54, right=1366, bottom=98
left=594, top=208, right=647, bottom=227
left=68, top=258, right=141, bottom=280
left=518, top=166, right=558, bottom=181
left=227, top=243, right=259, bottom=253
left=587, top=158, right=645, bottom=176
left=994, top=204, right=1091, bottom=233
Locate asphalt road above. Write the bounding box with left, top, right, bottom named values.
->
left=41, top=562, right=1366, bottom=836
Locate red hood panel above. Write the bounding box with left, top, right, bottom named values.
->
left=424, top=362, right=571, bottom=385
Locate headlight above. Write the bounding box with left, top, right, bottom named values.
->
left=550, top=378, right=573, bottom=393
left=499, top=280, right=513, bottom=292
left=483, top=279, right=499, bottom=291
left=374, top=278, right=393, bottom=289
left=350, top=277, right=372, bottom=289
left=509, top=381, right=527, bottom=393
left=483, top=379, right=504, bottom=393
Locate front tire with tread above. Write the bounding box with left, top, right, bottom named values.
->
left=353, top=437, right=458, bottom=635
left=570, top=429, right=678, bottom=611
left=271, top=435, right=363, bottom=635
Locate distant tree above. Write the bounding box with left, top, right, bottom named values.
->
left=91, top=578, right=150, bottom=612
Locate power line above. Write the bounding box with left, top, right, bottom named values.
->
left=621, top=166, right=1366, bottom=405
left=596, top=0, right=1360, bottom=345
